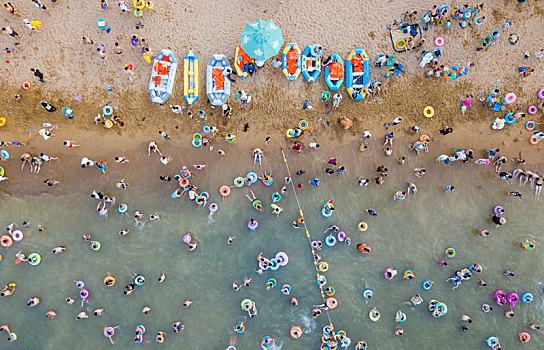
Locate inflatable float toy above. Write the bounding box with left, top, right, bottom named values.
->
left=282, top=43, right=302, bottom=80
left=21, top=81, right=31, bottom=90
left=507, top=292, right=519, bottom=308
left=445, top=247, right=456, bottom=258
left=290, top=326, right=302, bottom=339
left=369, top=308, right=381, bottom=322
left=493, top=206, right=504, bottom=216
left=528, top=105, right=537, bottom=115
left=301, top=44, right=322, bottom=82
left=11, top=230, right=23, bottom=242
left=266, top=278, right=277, bottom=290
left=104, top=275, right=116, bottom=286
left=317, top=261, right=328, bottom=272
left=149, top=49, right=177, bottom=104
left=522, top=240, right=535, bottom=250
left=233, top=177, right=244, bottom=188
left=422, top=280, right=433, bottom=290
left=325, top=234, right=337, bottom=247
left=434, top=36, right=444, bottom=47
left=538, top=88, right=544, bottom=100
left=1, top=149, right=10, bottom=160
left=522, top=292, right=533, bottom=303
left=525, top=121, right=536, bottom=131
left=28, top=252, right=41, bottom=266
left=423, top=106, right=434, bottom=118
left=183, top=50, right=199, bottom=105
left=519, top=332, right=531, bottom=343
left=248, top=219, right=258, bottom=231
left=346, top=48, right=370, bottom=100
left=357, top=244, right=371, bottom=253
left=206, top=54, right=231, bottom=106
left=90, top=241, right=101, bottom=251
left=504, top=112, right=516, bottom=124
left=219, top=185, right=230, bottom=197
left=245, top=172, right=258, bottom=185
left=324, top=53, right=344, bottom=90
left=494, top=290, right=506, bottom=305
left=358, top=221, right=368, bottom=231
left=234, top=43, right=254, bottom=78
left=486, top=336, right=500, bottom=349
left=362, top=288, right=373, bottom=299
left=504, top=93, right=516, bottom=104
left=322, top=203, right=334, bottom=217
left=118, top=203, right=128, bottom=214
left=0, top=235, right=12, bottom=248
left=275, top=252, right=288, bottom=266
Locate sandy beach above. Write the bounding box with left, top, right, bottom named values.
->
left=1, top=1, right=544, bottom=349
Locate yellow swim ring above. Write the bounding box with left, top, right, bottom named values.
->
left=423, top=106, right=434, bottom=118
left=286, top=129, right=294, bottom=138
left=143, top=52, right=151, bottom=63
left=133, top=0, right=145, bottom=9
left=104, top=120, right=114, bottom=129
left=358, top=221, right=368, bottom=232
left=146, top=1, right=154, bottom=9
left=317, top=261, right=329, bottom=272
left=0, top=117, right=6, bottom=127
left=0, top=166, right=4, bottom=176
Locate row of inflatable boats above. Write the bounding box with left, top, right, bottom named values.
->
left=149, top=49, right=236, bottom=106
left=282, top=43, right=371, bottom=100
left=149, top=44, right=371, bottom=105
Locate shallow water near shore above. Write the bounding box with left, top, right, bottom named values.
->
left=0, top=143, right=543, bottom=349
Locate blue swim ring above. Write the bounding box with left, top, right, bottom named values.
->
left=171, top=191, right=179, bottom=199
left=272, top=192, right=281, bottom=203
left=475, top=16, right=484, bottom=25
left=118, top=203, right=128, bottom=213
left=269, top=259, right=280, bottom=271
left=504, top=112, right=516, bottom=125
left=202, top=125, right=211, bottom=134
left=103, top=105, right=113, bottom=116
left=486, top=336, right=499, bottom=348
left=422, top=280, right=433, bottom=290
left=322, top=206, right=333, bottom=218
left=463, top=8, right=473, bottom=19
left=246, top=172, right=258, bottom=184
left=0, top=149, right=9, bottom=160
left=325, top=234, right=337, bottom=247
left=362, top=288, right=373, bottom=299
left=522, top=292, right=533, bottom=303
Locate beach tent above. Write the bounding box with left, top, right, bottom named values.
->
left=241, top=19, right=284, bottom=62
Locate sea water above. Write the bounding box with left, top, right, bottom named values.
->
left=0, top=140, right=543, bottom=349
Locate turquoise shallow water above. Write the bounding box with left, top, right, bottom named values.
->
left=0, top=141, right=543, bottom=349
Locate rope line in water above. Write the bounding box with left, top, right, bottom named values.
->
left=280, top=148, right=335, bottom=329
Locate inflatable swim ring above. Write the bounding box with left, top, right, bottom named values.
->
left=317, top=261, right=329, bottom=272
left=538, top=88, right=544, bottom=100
left=504, top=112, right=516, bottom=125
left=219, top=185, right=230, bottom=197
left=396, top=39, right=406, bottom=50
left=21, top=81, right=31, bottom=90
left=233, top=177, right=244, bottom=188
left=522, top=292, right=533, bottom=303
left=28, top=252, right=41, bottom=266
left=528, top=105, right=537, bottom=115
left=202, top=125, right=211, bottom=134
left=298, top=120, right=308, bottom=130
left=493, top=206, right=503, bottom=216
left=522, top=240, right=535, bottom=250
left=422, top=280, right=433, bottom=290
left=133, top=0, right=145, bottom=9
left=445, top=247, right=456, bottom=258
left=103, top=105, right=113, bottom=116
left=369, top=308, right=381, bottom=321
left=0, top=117, right=5, bottom=127
left=11, top=230, right=23, bottom=242
left=90, top=241, right=101, bottom=251
left=290, top=326, right=302, bottom=339
left=530, top=137, right=539, bottom=145
left=423, top=106, right=434, bottom=118
left=0, top=235, right=12, bottom=248
left=362, top=288, right=373, bottom=299
left=118, top=203, right=128, bottom=214
left=434, top=37, right=444, bottom=47
left=1, top=149, right=10, bottom=160
left=519, top=332, right=530, bottom=343
left=275, top=252, right=289, bottom=266
left=104, top=275, right=116, bottom=286
left=325, top=234, right=337, bottom=247
left=525, top=121, right=536, bottom=131
left=504, top=93, right=516, bottom=104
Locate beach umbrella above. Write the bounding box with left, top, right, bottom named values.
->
left=241, top=19, right=284, bottom=62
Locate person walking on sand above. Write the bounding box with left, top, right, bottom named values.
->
left=124, top=64, right=136, bottom=82
left=31, top=68, right=45, bottom=82
left=4, top=2, right=20, bottom=15
left=82, top=36, right=94, bottom=45
left=2, top=26, right=19, bottom=38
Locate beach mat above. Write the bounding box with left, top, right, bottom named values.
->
left=390, top=24, right=422, bottom=53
